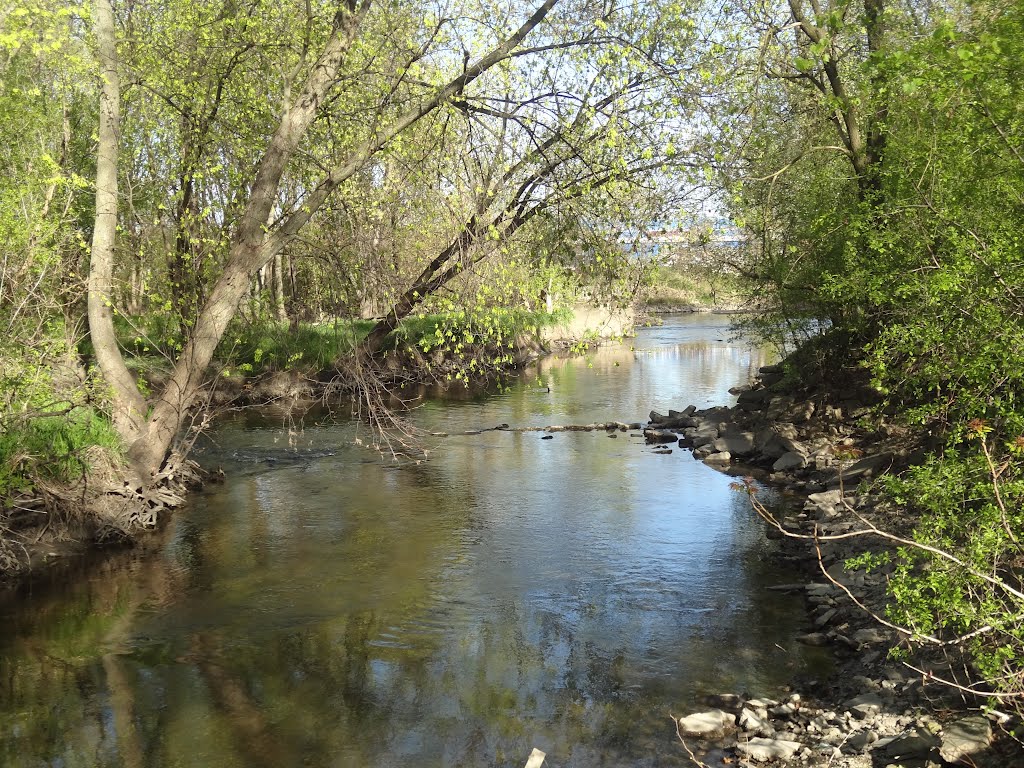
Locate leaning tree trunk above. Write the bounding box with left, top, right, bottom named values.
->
left=118, top=0, right=561, bottom=481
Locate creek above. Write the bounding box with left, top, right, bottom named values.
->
left=0, top=314, right=830, bottom=767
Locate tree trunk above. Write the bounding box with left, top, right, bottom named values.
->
left=88, top=0, right=147, bottom=450
left=273, top=252, right=288, bottom=322
left=120, top=0, right=560, bottom=479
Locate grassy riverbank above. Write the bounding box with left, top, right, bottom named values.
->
left=642, top=262, right=747, bottom=312
left=0, top=305, right=621, bottom=578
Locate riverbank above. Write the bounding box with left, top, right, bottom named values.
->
left=654, top=363, right=1018, bottom=766
left=0, top=306, right=636, bottom=581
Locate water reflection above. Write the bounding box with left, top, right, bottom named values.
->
left=0, top=315, right=828, bottom=767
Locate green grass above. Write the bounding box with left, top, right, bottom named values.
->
left=0, top=407, right=122, bottom=502
left=110, top=307, right=571, bottom=379
left=645, top=263, right=745, bottom=309
left=221, top=319, right=375, bottom=374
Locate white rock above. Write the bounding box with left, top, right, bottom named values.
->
left=736, top=737, right=803, bottom=762
left=676, top=710, right=736, bottom=738
left=739, top=708, right=774, bottom=737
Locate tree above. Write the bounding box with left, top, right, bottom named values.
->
left=80, top=0, right=711, bottom=489
left=88, top=0, right=574, bottom=482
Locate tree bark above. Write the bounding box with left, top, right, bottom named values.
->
left=88, top=0, right=148, bottom=449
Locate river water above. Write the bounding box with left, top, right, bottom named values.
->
left=0, top=314, right=828, bottom=767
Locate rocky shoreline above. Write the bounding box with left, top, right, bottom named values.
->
left=649, top=363, right=1017, bottom=767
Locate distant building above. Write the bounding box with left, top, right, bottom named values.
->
left=629, top=219, right=746, bottom=266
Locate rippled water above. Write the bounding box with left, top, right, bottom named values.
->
left=0, top=314, right=828, bottom=767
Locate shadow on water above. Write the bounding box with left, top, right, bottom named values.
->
left=0, top=315, right=831, bottom=767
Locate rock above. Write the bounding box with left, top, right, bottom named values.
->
left=769, top=702, right=799, bottom=717
left=701, top=693, right=744, bottom=711
left=766, top=583, right=805, bottom=593
left=832, top=452, right=895, bottom=485
left=643, top=428, right=678, bottom=443
left=805, top=582, right=835, bottom=597
left=851, top=675, right=881, bottom=693
left=852, top=627, right=888, bottom=645
left=735, top=737, right=802, bottom=762
left=649, top=410, right=667, bottom=424
left=766, top=395, right=794, bottom=419
left=739, top=708, right=774, bottom=737
left=669, top=406, right=698, bottom=418
left=797, top=632, right=829, bottom=646
left=883, top=727, right=940, bottom=762
left=711, top=431, right=756, bottom=456
left=653, top=448, right=673, bottom=455
left=704, top=451, right=732, bottom=465
left=773, top=451, right=808, bottom=472
left=939, top=715, right=992, bottom=763
left=541, top=435, right=554, bottom=439
left=844, top=729, right=879, bottom=754
left=737, top=388, right=772, bottom=405
left=826, top=560, right=864, bottom=588
left=788, top=401, right=816, bottom=422
left=691, top=433, right=716, bottom=449
left=807, top=489, right=845, bottom=513
left=693, top=445, right=714, bottom=460
left=843, top=692, right=884, bottom=720
left=676, top=710, right=736, bottom=739
left=814, top=608, right=838, bottom=628
left=754, top=428, right=789, bottom=459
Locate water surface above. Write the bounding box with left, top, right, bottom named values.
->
left=0, top=314, right=826, bottom=767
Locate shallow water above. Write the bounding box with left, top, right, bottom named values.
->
left=0, top=314, right=828, bottom=767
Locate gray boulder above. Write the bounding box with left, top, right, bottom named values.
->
left=939, top=715, right=992, bottom=764
left=739, top=707, right=775, bottom=737
left=773, top=451, right=808, bottom=472
left=704, top=451, right=732, bottom=465
left=711, top=431, right=756, bottom=456
left=883, top=727, right=941, bottom=762
left=643, top=428, right=678, bottom=443
left=736, top=737, right=802, bottom=762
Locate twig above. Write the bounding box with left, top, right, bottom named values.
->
left=671, top=715, right=712, bottom=768
left=902, top=662, right=1024, bottom=701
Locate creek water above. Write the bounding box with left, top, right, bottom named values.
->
left=0, top=314, right=829, bottom=767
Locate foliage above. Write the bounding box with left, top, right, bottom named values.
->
left=722, top=0, right=1024, bottom=705
left=398, top=306, right=570, bottom=382
left=0, top=407, right=122, bottom=505
left=645, top=262, right=745, bottom=310
left=221, top=320, right=374, bottom=375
